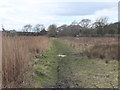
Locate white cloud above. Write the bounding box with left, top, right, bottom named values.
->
left=0, top=0, right=118, bottom=30
left=0, top=0, right=59, bottom=30
left=73, top=6, right=118, bottom=23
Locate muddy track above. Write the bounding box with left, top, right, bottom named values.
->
left=56, top=59, right=67, bottom=88
left=56, top=59, right=70, bottom=88
left=55, top=56, right=81, bottom=88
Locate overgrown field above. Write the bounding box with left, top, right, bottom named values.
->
left=23, top=39, right=118, bottom=88
left=2, top=36, right=51, bottom=88
left=59, top=37, right=118, bottom=60
left=2, top=36, right=118, bottom=88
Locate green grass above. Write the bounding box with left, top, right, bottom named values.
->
left=23, top=40, right=73, bottom=87
left=23, top=39, right=118, bottom=88
left=64, top=57, right=118, bottom=88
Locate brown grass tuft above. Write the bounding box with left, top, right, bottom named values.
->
left=58, top=37, right=118, bottom=60
left=2, top=36, right=51, bottom=88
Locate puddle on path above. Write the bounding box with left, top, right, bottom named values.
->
left=57, top=53, right=81, bottom=57
left=57, top=54, right=67, bottom=57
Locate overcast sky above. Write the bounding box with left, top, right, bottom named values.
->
left=0, top=0, right=119, bottom=31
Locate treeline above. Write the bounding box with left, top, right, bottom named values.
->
left=9, top=16, right=118, bottom=37
left=47, top=17, right=118, bottom=37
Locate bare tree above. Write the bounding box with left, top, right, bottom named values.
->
left=33, top=24, right=45, bottom=32
left=22, top=24, right=32, bottom=32
left=79, top=19, right=91, bottom=28
left=94, top=17, right=108, bottom=28
left=93, top=16, right=109, bottom=36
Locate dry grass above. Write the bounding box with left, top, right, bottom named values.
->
left=59, top=37, right=118, bottom=60
left=2, top=36, right=51, bottom=88
left=2, top=36, right=118, bottom=88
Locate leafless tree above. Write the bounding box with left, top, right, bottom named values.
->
left=22, top=24, right=32, bottom=32
left=79, top=19, right=91, bottom=28
left=93, top=16, right=109, bottom=36
left=33, top=24, right=45, bottom=32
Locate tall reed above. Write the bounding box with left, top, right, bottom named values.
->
left=2, top=36, right=51, bottom=87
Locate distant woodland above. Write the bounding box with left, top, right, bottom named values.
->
left=2, top=17, right=119, bottom=37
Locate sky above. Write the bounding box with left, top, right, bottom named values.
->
left=0, top=0, right=119, bottom=31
